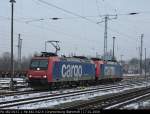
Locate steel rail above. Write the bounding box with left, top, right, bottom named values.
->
left=56, top=86, right=150, bottom=109
left=0, top=81, right=144, bottom=109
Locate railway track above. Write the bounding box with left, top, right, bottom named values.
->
left=0, top=82, right=115, bottom=96
left=0, top=75, right=147, bottom=91
left=0, top=77, right=28, bottom=91
left=0, top=89, right=44, bottom=97
left=0, top=78, right=150, bottom=109
left=0, top=84, right=28, bottom=91
left=0, top=75, right=149, bottom=109
left=55, top=86, right=150, bottom=109
left=0, top=77, right=26, bottom=82
left=0, top=78, right=146, bottom=97
left=0, top=84, right=128, bottom=109
left=106, top=89, right=150, bottom=109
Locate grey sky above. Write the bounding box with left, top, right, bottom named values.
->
left=0, top=0, right=150, bottom=60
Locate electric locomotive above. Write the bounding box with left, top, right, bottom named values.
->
left=27, top=52, right=123, bottom=88
left=27, top=52, right=96, bottom=87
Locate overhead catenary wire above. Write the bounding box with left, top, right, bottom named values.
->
left=0, top=16, right=102, bottom=47
left=32, top=0, right=143, bottom=44
left=0, top=15, right=145, bottom=46
left=1, top=23, right=103, bottom=53
left=37, top=0, right=98, bottom=24
left=0, top=16, right=142, bottom=56
left=0, top=16, right=94, bottom=42
left=1, top=0, right=146, bottom=41
left=0, top=0, right=149, bottom=54
left=33, top=0, right=148, bottom=37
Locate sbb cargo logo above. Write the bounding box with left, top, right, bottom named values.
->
left=61, top=64, right=82, bottom=78
left=104, top=66, right=115, bottom=75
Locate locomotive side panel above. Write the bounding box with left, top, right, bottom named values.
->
left=100, top=64, right=123, bottom=79
left=52, top=61, right=95, bottom=82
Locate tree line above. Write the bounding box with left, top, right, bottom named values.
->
left=0, top=52, right=32, bottom=77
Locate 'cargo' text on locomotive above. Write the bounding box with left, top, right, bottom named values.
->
left=62, top=64, right=82, bottom=78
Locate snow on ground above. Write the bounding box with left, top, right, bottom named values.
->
left=0, top=86, right=96, bottom=103
left=123, top=74, right=150, bottom=77
left=142, top=100, right=150, bottom=107
left=0, top=78, right=27, bottom=89
left=3, top=80, right=150, bottom=109
left=16, top=87, right=33, bottom=91
left=0, top=78, right=26, bottom=84
left=123, top=99, right=150, bottom=109
left=0, top=83, right=27, bottom=87
left=122, top=103, right=139, bottom=109
left=0, top=91, right=52, bottom=102
left=123, top=74, right=140, bottom=77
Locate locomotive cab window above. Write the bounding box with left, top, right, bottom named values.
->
left=30, top=59, right=48, bottom=70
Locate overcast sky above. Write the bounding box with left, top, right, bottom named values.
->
left=0, top=0, right=150, bottom=60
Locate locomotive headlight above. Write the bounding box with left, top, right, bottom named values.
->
left=29, top=75, right=32, bottom=78
left=43, top=75, right=47, bottom=78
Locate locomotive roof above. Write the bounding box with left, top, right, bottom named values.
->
left=41, top=52, right=57, bottom=57
left=33, top=52, right=119, bottom=64
left=60, top=56, right=92, bottom=63
left=72, top=56, right=88, bottom=59
left=91, top=57, right=102, bottom=61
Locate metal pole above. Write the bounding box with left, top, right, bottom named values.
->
left=18, top=34, right=22, bottom=71
left=20, top=38, right=22, bottom=64
left=144, top=48, right=148, bottom=87
left=104, top=16, right=108, bottom=62
left=97, top=15, right=117, bottom=62
left=140, top=34, right=144, bottom=76
left=120, top=54, right=123, bottom=64
left=138, top=47, right=140, bottom=74
left=145, top=48, right=146, bottom=78
left=17, top=34, right=19, bottom=63
left=112, top=36, right=116, bottom=60
left=10, top=0, right=16, bottom=90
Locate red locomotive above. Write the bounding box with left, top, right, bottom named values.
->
left=27, top=52, right=123, bottom=88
